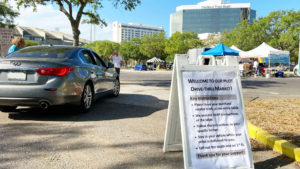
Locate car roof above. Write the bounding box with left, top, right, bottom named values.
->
left=21, top=45, right=83, bottom=51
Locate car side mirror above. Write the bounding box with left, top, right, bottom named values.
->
left=108, top=62, right=114, bottom=68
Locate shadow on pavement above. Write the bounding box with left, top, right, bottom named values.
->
left=271, top=132, right=300, bottom=148
left=122, top=80, right=171, bottom=87
left=254, top=155, right=296, bottom=169
left=0, top=122, right=96, bottom=167
left=8, top=93, right=168, bottom=122
left=242, top=80, right=284, bottom=89
left=103, top=141, right=183, bottom=169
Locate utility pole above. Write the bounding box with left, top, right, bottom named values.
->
left=298, top=34, right=300, bottom=75
left=90, top=24, right=92, bottom=42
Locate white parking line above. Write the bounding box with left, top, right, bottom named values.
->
left=269, top=92, right=279, bottom=95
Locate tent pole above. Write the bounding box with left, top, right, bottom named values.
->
left=269, top=55, right=271, bottom=75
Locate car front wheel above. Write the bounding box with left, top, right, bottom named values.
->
left=80, top=83, right=93, bottom=113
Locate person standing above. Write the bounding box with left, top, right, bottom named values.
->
left=253, top=59, right=259, bottom=75
left=8, top=37, right=25, bottom=54
left=110, top=50, right=122, bottom=75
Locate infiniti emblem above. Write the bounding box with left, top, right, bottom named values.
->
left=11, top=61, right=21, bottom=66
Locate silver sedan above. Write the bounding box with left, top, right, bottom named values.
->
left=0, top=45, right=120, bottom=113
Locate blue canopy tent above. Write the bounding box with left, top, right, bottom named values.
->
left=202, top=43, right=239, bottom=56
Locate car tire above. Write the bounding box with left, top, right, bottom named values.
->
left=80, top=83, right=93, bottom=113
left=111, top=79, right=120, bottom=97
left=0, top=106, right=17, bottom=112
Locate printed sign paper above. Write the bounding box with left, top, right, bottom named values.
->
left=182, top=71, right=252, bottom=169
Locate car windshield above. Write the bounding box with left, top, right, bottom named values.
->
left=5, top=46, right=77, bottom=59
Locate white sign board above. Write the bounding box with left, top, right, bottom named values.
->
left=164, top=55, right=253, bottom=169
left=0, top=28, right=13, bottom=57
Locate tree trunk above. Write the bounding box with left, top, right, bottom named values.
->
left=71, top=24, right=80, bottom=46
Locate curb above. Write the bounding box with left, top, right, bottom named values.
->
left=247, top=122, right=300, bottom=162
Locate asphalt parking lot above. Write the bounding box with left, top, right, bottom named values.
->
left=0, top=70, right=299, bottom=169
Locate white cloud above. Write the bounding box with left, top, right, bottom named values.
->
left=9, top=2, right=112, bottom=41
left=80, top=23, right=113, bottom=42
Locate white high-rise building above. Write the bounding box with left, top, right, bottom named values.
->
left=113, top=21, right=164, bottom=43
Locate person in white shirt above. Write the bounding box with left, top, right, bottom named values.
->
left=110, top=50, right=123, bottom=75
left=253, top=60, right=259, bottom=75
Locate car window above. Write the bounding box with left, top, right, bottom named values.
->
left=81, top=50, right=95, bottom=65
left=92, top=52, right=107, bottom=67
left=6, top=46, right=76, bottom=59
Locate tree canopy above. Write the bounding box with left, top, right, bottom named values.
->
left=24, top=40, right=38, bottom=47
left=8, top=0, right=141, bottom=46
left=139, top=32, right=167, bottom=60
left=221, top=10, right=300, bottom=62
left=83, top=40, right=119, bottom=60
left=119, top=38, right=146, bottom=62
left=84, top=31, right=205, bottom=65
left=165, top=32, right=203, bottom=62
left=0, top=2, right=19, bottom=28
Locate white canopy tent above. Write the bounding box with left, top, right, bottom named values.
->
left=230, top=45, right=244, bottom=62
left=239, top=42, right=289, bottom=58
left=230, top=45, right=245, bottom=52
left=239, top=42, right=290, bottom=73
left=146, top=57, right=165, bottom=63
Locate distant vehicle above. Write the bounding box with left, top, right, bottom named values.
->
left=289, top=64, right=297, bottom=71
left=134, top=64, right=147, bottom=71
left=0, top=46, right=120, bottom=113
left=148, top=65, right=156, bottom=70
left=294, top=64, right=299, bottom=76
left=167, top=63, right=173, bottom=70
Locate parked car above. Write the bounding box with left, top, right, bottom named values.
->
left=294, top=64, right=299, bottom=76
left=0, top=45, right=120, bottom=113
left=134, top=64, right=147, bottom=71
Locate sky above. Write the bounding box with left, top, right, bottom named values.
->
left=9, top=0, right=300, bottom=42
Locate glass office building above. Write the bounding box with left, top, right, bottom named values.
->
left=170, top=0, right=256, bottom=36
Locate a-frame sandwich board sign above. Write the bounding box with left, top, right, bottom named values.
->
left=163, top=54, right=254, bottom=169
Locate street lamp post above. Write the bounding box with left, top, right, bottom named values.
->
left=298, top=34, right=300, bottom=75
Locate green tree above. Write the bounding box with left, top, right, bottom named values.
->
left=9, top=0, right=141, bottom=46
left=24, top=40, right=38, bottom=47
left=119, top=38, right=145, bottom=63
left=220, top=20, right=266, bottom=51
left=221, top=10, right=300, bottom=62
left=165, top=32, right=203, bottom=62
left=0, top=2, right=19, bottom=28
left=204, top=34, right=221, bottom=47
left=266, top=10, right=300, bottom=62
left=139, top=32, right=167, bottom=60
left=84, top=40, right=119, bottom=60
